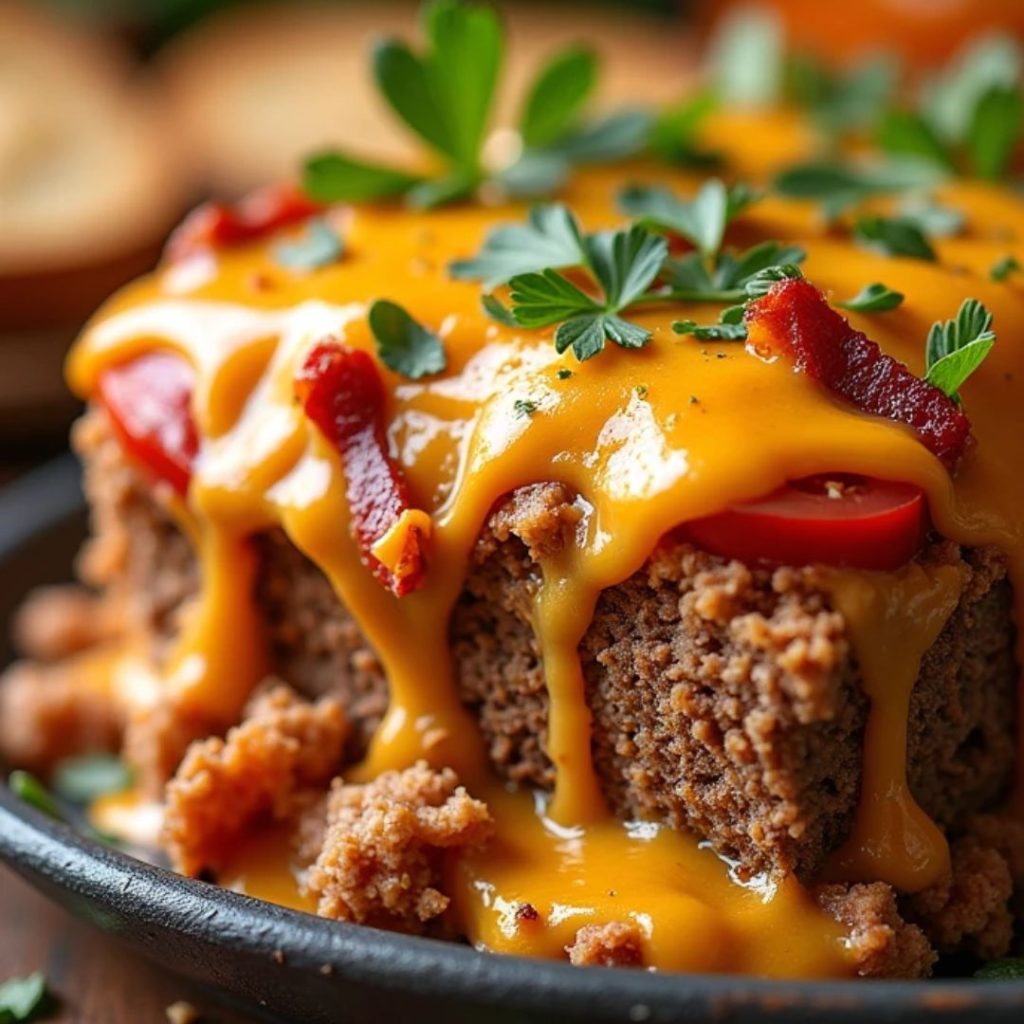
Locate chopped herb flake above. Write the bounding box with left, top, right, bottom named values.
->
left=990, top=254, right=1021, bottom=281
left=368, top=300, right=447, bottom=379
left=272, top=218, right=343, bottom=270
left=513, top=398, right=538, bottom=418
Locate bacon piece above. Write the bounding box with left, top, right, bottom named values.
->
left=167, top=183, right=323, bottom=261
left=745, top=278, right=972, bottom=468
left=98, top=351, right=198, bottom=495
left=295, top=340, right=428, bottom=596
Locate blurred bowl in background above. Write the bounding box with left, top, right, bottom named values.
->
left=0, top=1, right=188, bottom=442
left=155, top=0, right=696, bottom=196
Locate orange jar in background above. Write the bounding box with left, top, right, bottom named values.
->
left=698, top=0, right=1024, bottom=69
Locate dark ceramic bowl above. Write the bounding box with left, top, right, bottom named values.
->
left=2, top=457, right=1023, bottom=1024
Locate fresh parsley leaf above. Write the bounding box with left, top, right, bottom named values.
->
left=648, top=92, right=721, bottom=167
left=368, top=300, right=447, bottom=378
left=672, top=318, right=748, bottom=341
left=584, top=224, right=668, bottom=308
left=854, top=215, right=937, bottom=261
left=272, top=218, right=343, bottom=270
left=788, top=52, right=898, bottom=135
left=617, top=179, right=758, bottom=257
left=966, top=84, right=1023, bottom=180
left=975, top=958, right=1024, bottom=980
left=990, top=254, right=1021, bottom=281
left=547, top=109, right=653, bottom=163
left=0, top=972, right=49, bottom=1023
left=503, top=269, right=600, bottom=328
left=659, top=240, right=805, bottom=302
left=520, top=45, right=597, bottom=150
left=53, top=755, right=133, bottom=805
left=449, top=204, right=583, bottom=288
left=924, top=297, right=996, bottom=401
left=743, top=263, right=804, bottom=299
left=556, top=368, right=573, bottom=380
left=836, top=282, right=905, bottom=312
left=302, top=152, right=422, bottom=203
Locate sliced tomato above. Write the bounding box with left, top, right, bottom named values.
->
left=98, top=351, right=198, bottom=496
left=683, top=475, right=927, bottom=571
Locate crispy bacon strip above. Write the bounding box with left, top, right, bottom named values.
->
left=746, top=278, right=972, bottom=468
left=167, top=183, right=323, bottom=262
left=295, top=340, right=428, bottom=596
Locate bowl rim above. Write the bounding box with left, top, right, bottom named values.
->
left=2, top=455, right=1023, bottom=1023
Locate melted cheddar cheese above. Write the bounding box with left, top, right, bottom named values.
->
left=73, top=107, right=1024, bottom=977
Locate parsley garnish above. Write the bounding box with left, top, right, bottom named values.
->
left=303, top=1, right=650, bottom=208
left=990, top=254, right=1021, bottom=281
left=7, top=770, right=116, bottom=846
left=368, top=300, right=447, bottom=378
left=975, top=957, right=1024, bottom=980
left=617, top=179, right=758, bottom=257
left=53, top=755, right=133, bottom=805
left=672, top=319, right=748, bottom=342
left=836, top=282, right=905, bottom=313
left=0, top=973, right=50, bottom=1023
left=854, top=215, right=936, bottom=261
left=896, top=196, right=965, bottom=239
left=272, top=218, right=343, bottom=270
left=660, top=239, right=805, bottom=303
left=512, top=398, right=538, bottom=418
left=924, top=298, right=996, bottom=402
left=556, top=368, right=573, bottom=380
left=493, top=223, right=667, bottom=361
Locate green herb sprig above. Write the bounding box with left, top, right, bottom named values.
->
left=303, top=0, right=652, bottom=209
left=924, top=298, right=996, bottom=402
left=368, top=300, right=447, bottom=378
left=0, top=972, right=50, bottom=1024
left=836, top=282, right=905, bottom=312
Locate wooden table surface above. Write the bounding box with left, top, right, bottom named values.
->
left=0, top=865, right=261, bottom=1024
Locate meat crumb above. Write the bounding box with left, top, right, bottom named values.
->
left=907, top=836, right=1014, bottom=960
left=302, top=761, right=492, bottom=932
left=814, top=882, right=936, bottom=979
left=162, top=684, right=350, bottom=876
left=566, top=921, right=645, bottom=968
left=13, top=585, right=119, bottom=661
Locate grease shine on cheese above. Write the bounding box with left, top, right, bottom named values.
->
left=68, top=110, right=1024, bottom=977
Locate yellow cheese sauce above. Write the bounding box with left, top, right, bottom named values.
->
left=66, top=107, right=1024, bottom=976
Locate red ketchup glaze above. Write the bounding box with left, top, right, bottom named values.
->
left=745, top=278, right=973, bottom=468
left=98, top=351, right=198, bottom=496
left=294, top=339, right=427, bottom=597
left=167, top=183, right=324, bottom=261
left=685, top=475, right=927, bottom=570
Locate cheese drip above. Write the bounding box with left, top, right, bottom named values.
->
left=68, top=109, right=1024, bottom=975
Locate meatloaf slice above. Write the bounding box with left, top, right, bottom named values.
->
left=17, top=407, right=1019, bottom=882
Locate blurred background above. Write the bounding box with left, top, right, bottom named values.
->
left=2, top=0, right=1023, bottom=475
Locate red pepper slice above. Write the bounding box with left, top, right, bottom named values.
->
left=685, top=475, right=927, bottom=570
left=295, top=340, right=427, bottom=596
left=745, top=277, right=972, bottom=468
left=167, top=183, right=323, bottom=262
left=98, top=351, right=198, bottom=496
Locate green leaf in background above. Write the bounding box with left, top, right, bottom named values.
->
left=975, top=958, right=1024, bottom=980
left=302, top=152, right=422, bottom=203
left=52, top=755, right=134, bottom=805
left=272, top=218, right=344, bottom=270
left=648, top=92, right=721, bottom=167
left=546, top=109, right=654, bottom=162
left=520, top=45, right=597, bottom=149
left=836, top=282, right=905, bottom=313
left=788, top=52, right=899, bottom=135
left=709, top=6, right=784, bottom=107
left=896, top=197, right=965, bottom=238
left=448, top=203, right=584, bottom=288
left=0, top=972, right=50, bottom=1024
left=924, top=297, right=996, bottom=401
left=368, top=300, right=447, bottom=379
left=854, top=216, right=937, bottom=261
left=617, top=179, right=756, bottom=257
left=876, top=109, right=954, bottom=170
left=966, top=85, right=1023, bottom=180
left=990, top=254, right=1022, bottom=281
left=8, top=770, right=63, bottom=820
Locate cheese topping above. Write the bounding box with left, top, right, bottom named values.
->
left=69, top=108, right=1024, bottom=976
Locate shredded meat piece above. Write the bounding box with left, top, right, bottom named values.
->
left=566, top=922, right=645, bottom=968
left=814, top=882, right=936, bottom=979
left=906, top=836, right=1014, bottom=959
left=302, top=762, right=492, bottom=932
left=0, top=656, right=124, bottom=773
left=162, top=684, right=349, bottom=876
left=13, top=585, right=120, bottom=661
